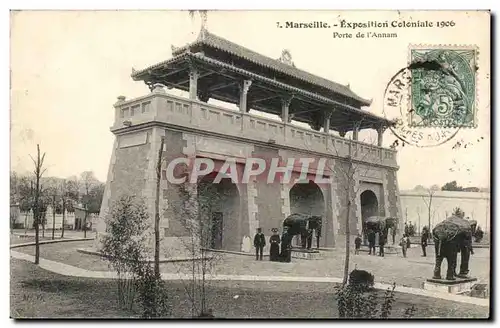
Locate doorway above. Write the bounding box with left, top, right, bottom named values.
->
left=211, top=212, right=223, bottom=249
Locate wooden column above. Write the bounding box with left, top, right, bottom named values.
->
left=352, top=127, right=359, bottom=141
left=324, top=112, right=332, bottom=134
left=239, top=80, right=252, bottom=112
left=281, top=95, right=293, bottom=123
left=189, top=66, right=199, bottom=100
left=377, top=125, right=386, bottom=147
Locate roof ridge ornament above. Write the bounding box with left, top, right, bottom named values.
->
left=278, top=49, right=295, bottom=67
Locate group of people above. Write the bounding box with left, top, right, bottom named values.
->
left=354, top=229, right=387, bottom=257
left=253, top=227, right=293, bottom=263
left=354, top=226, right=432, bottom=258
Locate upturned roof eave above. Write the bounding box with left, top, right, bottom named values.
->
left=131, top=52, right=393, bottom=127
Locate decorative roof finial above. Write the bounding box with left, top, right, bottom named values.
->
left=347, top=83, right=350, bottom=89
left=131, top=67, right=137, bottom=75
left=278, top=49, right=295, bottom=67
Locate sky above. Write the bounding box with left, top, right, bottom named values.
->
left=10, top=10, right=490, bottom=190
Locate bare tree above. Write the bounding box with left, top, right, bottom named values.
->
left=170, top=179, right=223, bottom=318
left=421, top=186, right=439, bottom=232
left=59, top=179, right=68, bottom=238
left=154, top=137, right=165, bottom=277
left=324, top=121, right=382, bottom=285
left=29, top=144, right=47, bottom=265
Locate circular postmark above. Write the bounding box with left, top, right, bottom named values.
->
left=382, top=49, right=474, bottom=148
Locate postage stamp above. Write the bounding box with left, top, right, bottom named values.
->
left=382, top=45, right=478, bottom=148
left=408, top=46, right=477, bottom=129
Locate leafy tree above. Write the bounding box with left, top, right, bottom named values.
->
left=442, top=181, right=464, bottom=191
left=413, top=185, right=426, bottom=191
left=87, top=183, right=105, bottom=213
left=100, top=195, right=170, bottom=317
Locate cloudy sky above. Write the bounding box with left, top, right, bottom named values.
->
left=10, top=10, right=490, bottom=190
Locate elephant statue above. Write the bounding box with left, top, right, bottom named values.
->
left=363, top=216, right=398, bottom=245
left=282, top=213, right=323, bottom=250
left=432, top=216, right=474, bottom=280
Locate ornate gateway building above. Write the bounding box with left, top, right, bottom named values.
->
left=97, top=28, right=403, bottom=256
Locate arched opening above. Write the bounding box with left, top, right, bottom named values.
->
left=360, top=190, right=379, bottom=244
left=289, top=180, right=325, bottom=247
left=197, top=172, right=240, bottom=251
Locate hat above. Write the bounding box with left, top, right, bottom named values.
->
left=257, top=227, right=262, bottom=232
left=271, top=228, right=278, bottom=233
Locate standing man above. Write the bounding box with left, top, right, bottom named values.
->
left=254, top=228, right=265, bottom=261
left=280, top=226, right=292, bottom=263
left=400, top=234, right=409, bottom=258
left=306, top=228, right=313, bottom=250
left=379, top=233, right=386, bottom=257
left=354, top=234, right=362, bottom=255
left=367, top=229, right=376, bottom=255
left=421, top=227, right=430, bottom=257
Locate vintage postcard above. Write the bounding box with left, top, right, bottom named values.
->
left=9, top=10, right=490, bottom=319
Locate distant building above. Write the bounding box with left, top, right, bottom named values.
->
left=400, top=190, right=490, bottom=233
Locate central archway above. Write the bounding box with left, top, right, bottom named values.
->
left=289, top=180, right=325, bottom=247
left=197, top=172, right=240, bottom=251
left=360, top=190, right=379, bottom=244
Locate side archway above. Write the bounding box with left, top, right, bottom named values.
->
left=197, top=172, right=241, bottom=251
left=289, top=180, right=325, bottom=247
left=360, top=190, right=379, bottom=243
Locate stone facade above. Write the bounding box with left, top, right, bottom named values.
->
left=97, top=91, right=402, bottom=256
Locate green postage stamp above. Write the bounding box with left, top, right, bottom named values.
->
left=409, top=46, right=478, bottom=129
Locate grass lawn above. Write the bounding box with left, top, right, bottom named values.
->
left=10, top=258, right=489, bottom=319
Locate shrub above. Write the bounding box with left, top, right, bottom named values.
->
left=348, top=269, right=374, bottom=291
left=336, top=270, right=416, bottom=318
left=134, top=263, right=171, bottom=318
left=101, top=195, right=171, bottom=318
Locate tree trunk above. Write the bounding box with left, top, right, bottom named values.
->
left=154, top=137, right=165, bottom=278
left=84, top=204, right=88, bottom=238
left=52, top=195, right=56, bottom=240
left=343, top=197, right=351, bottom=285
left=428, top=197, right=432, bottom=232
left=34, top=145, right=41, bottom=265
left=24, top=212, right=28, bottom=236
left=61, top=199, right=65, bottom=238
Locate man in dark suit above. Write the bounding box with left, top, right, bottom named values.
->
left=379, top=233, right=386, bottom=257
left=253, top=228, right=266, bottom=261
left=421, top=227, right=430, bottom=257
left=367, top=229, right=376, bottom=255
